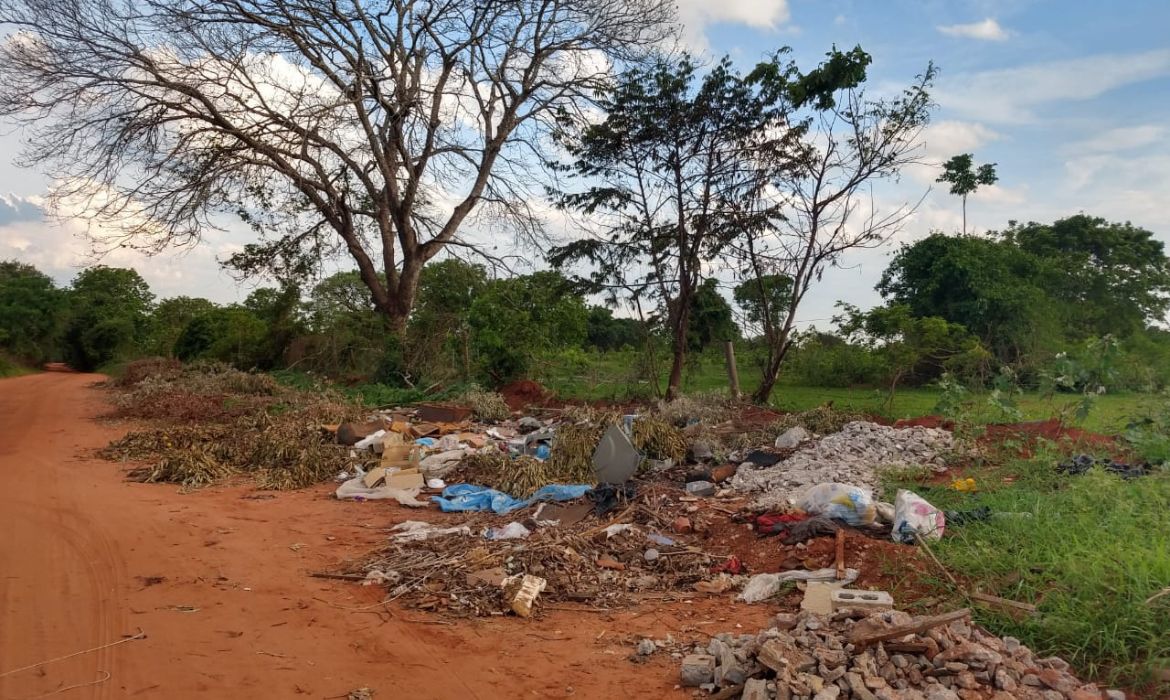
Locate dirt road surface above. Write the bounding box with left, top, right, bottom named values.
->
left=0, top=373, right=770, bottom=699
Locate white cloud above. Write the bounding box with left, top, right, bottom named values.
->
left=1075, top=124, right=1166, bottom=153
left=903, top=120, right=1002, bottom=185
left=937, top=49, right=1170, bottom=123
left=676, top=0, right=790, bottom=51
left=936, top=18, right=1009, bottom=41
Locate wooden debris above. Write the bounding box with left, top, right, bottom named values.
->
left=848, top=609, right=971, bottom=648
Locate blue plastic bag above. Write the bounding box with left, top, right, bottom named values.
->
left=431, top=483, right=592, bottom=514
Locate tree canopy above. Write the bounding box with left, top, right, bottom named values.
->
left=0, top=0, right=674, bottom=331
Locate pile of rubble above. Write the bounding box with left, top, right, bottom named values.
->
left=672, top=608, right=1120, bottom=700
left=731, top=422, right=955, bottom=511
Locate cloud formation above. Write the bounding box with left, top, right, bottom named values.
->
left=0, top=193, right=44, bottom=226
left=937, top=49, right=1170, bottom=123
left=936, top=18, right=1009, bottom=41
left=676, top=0, right=790, bottom=50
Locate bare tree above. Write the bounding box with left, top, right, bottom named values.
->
left=0, top=0, right=674, bottom=331
left=736, top=52, right=936, bottom=403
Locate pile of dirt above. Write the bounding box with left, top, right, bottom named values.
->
left=498, top=379, right=553, bottom=410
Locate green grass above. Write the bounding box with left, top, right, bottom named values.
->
left=533, top=347, right=1154, bottom=434
left=0, top=354, right=33, bottom=378
left=882, top=452, right=1170, bottom=692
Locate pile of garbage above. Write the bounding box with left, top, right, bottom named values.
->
left=732, top=422, right=955, bottom=511
left=670, top=608, right=1120, bottom=700
left=348, top=482, right=734, bottom=615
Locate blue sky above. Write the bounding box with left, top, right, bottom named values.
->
left=1, top=0, right=1169, bottom=328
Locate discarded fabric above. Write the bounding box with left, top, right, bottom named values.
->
left=892, top=489, right=945, bottom=543
left=1057, top=454, right=1150, bottom=479
left=588, top=481, right=637, bottom=515
left=744, top=450, right=782, bottom=467
left=781, top=516, right=840, bottom=545
left=431, top=483, right=592, bottom=514
left=944, top=505, right=992, bottom=526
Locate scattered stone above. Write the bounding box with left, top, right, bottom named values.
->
left=517, top=416, right=542, bottom=434
left=685, top=480, right=716, bottom=497
left=742, top=678, right=769, bottom=700
left=680, top=654, right=716, bottom=687
left=775, top=426, right=811, bottom=449
left=733, top=421, right=954, bottom=509
left=636, top=638, right=657, bottom=656
left=758, top=637, right=816, bottom=674
left=672, top=516, right=693, bottom=534
left=1105, top=690, right=1126, bottom=700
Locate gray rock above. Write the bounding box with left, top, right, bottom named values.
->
left=680, top=654, right=716, bottom=687
left=517, top=416, right=542, bottom=433
left=775, top=426, right=811, bottom=449
left=686, top=480, right=716, bottom=497
left=1105, top=690, right=1126, bottom=700
left=923, top=688, right=959, bottom=700
left=637, top=638, right=657, bottom=656
left=691, top=440, right=715, bottom=462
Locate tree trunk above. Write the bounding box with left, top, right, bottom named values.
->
left=961, top=194, right=967, bottom=236
left=752, top=354, right=780, bottom=404
left=665, top=325, right=687, bottom=401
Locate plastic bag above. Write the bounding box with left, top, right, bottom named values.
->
left=892, top=489, right=946, bottom=544
left=797, top=483, right=876, bottom=526
left=737, top=568, right=860, bottom=603
left=485, top=522, right=531, bottom=540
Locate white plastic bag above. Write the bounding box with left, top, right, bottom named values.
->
left=892, top=489, right=945, bottom=543
left=797, top=483, right=876, bottom=525
left=737, top=568, right=860, bottom=603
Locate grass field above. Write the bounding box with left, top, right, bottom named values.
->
left=882, top=451, right=1170, bottom=692
left=531, top=348, right=1159, bottom=434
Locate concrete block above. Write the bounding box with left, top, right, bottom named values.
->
left=742, top=678, right=770, bottom=700
left=830, top=588, right=894, bottom=612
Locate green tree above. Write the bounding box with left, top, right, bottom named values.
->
left=64, top=266, right=154, bottom=370
left=0, top=260, right=65, bottom=363
left=147, top=296, right=217, bottom=357
left=550, top=54, right=801, bottom=399
left=936, top=154, right=998, bottom=235
left=468, top=271, right=587, bottom=384
left=1002, top=215, right=1170, bottom=337
left=733, top=274, right=792, bottom=336
left=242, top=285, right=304, bottom=369
left=408, top=259, right=489, bottom=381
left=686, top=279, right=738, bottom=352
left=585, top=306, right=644, bottom=351
left=836, top=302, right=990, bottom=404
left=877, top=233, right=1055, bottom=365
left=174, top=307, right=267, bottom=368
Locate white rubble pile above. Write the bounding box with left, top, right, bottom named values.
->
left=675, top=609, right=1122, bottom=700
left=731, top=422, right=954, bottom=510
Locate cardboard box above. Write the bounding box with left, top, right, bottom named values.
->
left=385, top=469, right=425, bottom=490
left=380, top=444, right=420, bottom=468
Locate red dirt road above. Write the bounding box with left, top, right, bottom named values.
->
left=0, top=373, right=769, bottom=699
